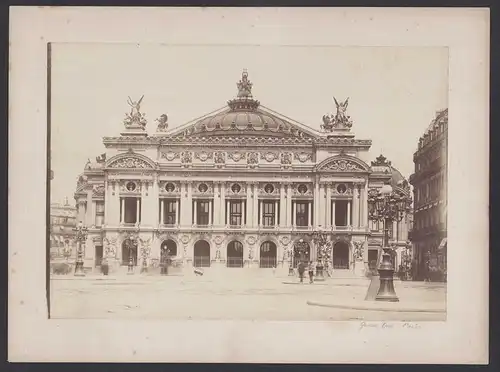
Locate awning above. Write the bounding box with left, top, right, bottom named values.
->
left=438, top=238, right=447, bottom=250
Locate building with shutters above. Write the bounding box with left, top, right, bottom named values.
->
left=73, top=70, right=412, bottom=275
left=409, top=109, right=448, bottom=281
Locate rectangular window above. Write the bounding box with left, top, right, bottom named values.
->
left=122, top=197, right=140, bottom=224
left=262, top=201, right=276, bottom=226
left=295, top=201, right=309, bottom=226
left=196, top=200, right=210, bottom=225
left=229, top=201, right=243, bottom=226
left=334, top=200, right=348, bottom=226
left=164, top=199, right=177, bottom=225
left=95, top=201, right=104, bottom=227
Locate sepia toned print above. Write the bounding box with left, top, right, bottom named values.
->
left=48, top=44, right=448, bottom=321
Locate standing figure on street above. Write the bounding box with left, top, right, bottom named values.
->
left=298, top=261, right=306, bottom=283
left=308, top=261, right=315, bottom=284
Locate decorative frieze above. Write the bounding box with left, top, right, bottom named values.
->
left=108, top=157, right=153, bottom=169
left=294, top=152, right=312, bottom=163
left=160, top=151, right=180, bottom=161
left=194, top=151, right=214, bottom=162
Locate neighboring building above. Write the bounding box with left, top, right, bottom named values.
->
left=409, top=109, right=448, bottom=281
left=73, top=70, right=412, bottom=274
left=50, top=198, right=77, bottom=259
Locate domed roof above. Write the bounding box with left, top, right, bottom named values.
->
left=370, top=154, right=408, bottom=189
left=175, top=70, right=304, bottom=138
left=191, top=109, right=292, bottom=135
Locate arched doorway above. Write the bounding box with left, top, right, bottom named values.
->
left=293, top=239, right=310, bottom=268
left=193, top=240, right=211, bottom=267
left=260, top=241, right=277, bottom=268
left=332, top=241, right=350, bottom=269
left=161, top=239, right=177, bottom=257
left=121, top=239, right=138, bottom=266
left=227, top=241, right=244, bottom=268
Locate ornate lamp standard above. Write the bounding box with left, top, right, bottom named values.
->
left=294, top=238, right=309, bottom=265
left=73, top=221, right=88, bottom=277
left=311, top=231, right=332, bottom=280
left=367, top=184, right=412, bottom=302
left=126, top=234, right=138, bottom=275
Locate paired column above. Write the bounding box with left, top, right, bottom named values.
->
left=246, top=183, right=252, bottom=227
left=292, top=201, right=296, bottom=227
left=160, top=199, right=164, bottom=225
left=104, top=179, right=108, bottom=225
left=363, top=181, right=369, bottom=229
left=308, top=201, right=312, bottom=227
left=318, top=183, right=325, bottom=227
left=176, top=199, right=180, bottom=225
left=274, top=200, right=279, bottom=226
left=279, top=183, right=286, bottom=227
left=286, top=183, right=292, bottom=227
left=208, top=199, right=212, bottom=225
left=226, top=200, right=230, bottom=225
left=352, top=184, right=359, bottom=228
left=347, top=200, right=351, bottom=226
left=193, top=199, right=197, bottom=225
left=220, top=182, right=226, bottom=227
left=253, top=183, right=259, bottom=227
left=314, top=178, right=320, bottom=227
left=136, top=198, right=140, bottom=224
left=85, top=189, right=93, bottom=226
left=326, top=185, right=332, bottom=227
left=120, top=198, right=125, bottom=224
left=242, top=200, right=246, bottom=226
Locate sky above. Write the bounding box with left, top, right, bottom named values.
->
left=50, top=43, right=448, bottom=204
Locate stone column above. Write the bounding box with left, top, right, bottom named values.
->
left=292, top=201, right=296, bottom=227
left=187, top=182, right=193, bottom=226
left=208, top=199, right=212, bottom=226
left=78, top=200, right=85, bottom=224
left=136, top=198, right=140, bottom=224
left=326, top=186, right=331, bottom=228
left=308, top=201, right=312, bottom=227
left=363, top=181, right=369, bottom=229
left=176, top=199, right=180, bottom=225
left=286, top=183, right=292, bottom=227
left=332, top=199, right=336, bottom=228
left=85, top=189, right=93, bottom=226
left=152, top=177, right=159, bottom=227
left=279, top=183, right=286, bottom=227
left=347, top=200, right=351, bottom=226
left=120, top=198, right=125, bottom=224
left=318, top=183, right=325, bottom=228
left=213, top=182, right=220, bottom=226
left=220, top=182, right=226, bottom=227
left=193, top=199, right=197, bottom=225
left=242, top=200, right=245, bottom=226
left=160, top=199, right=164, bottom=225
left=226, top=200, right=230, bottom=225
left=274, top=200, right=278, bottom=226
left=253, top=183, right=259, bottom=227
left=314, top=177, right=320, bottom=228
left=104, top=179, right=109, bottom=225
left=246, top=183, right=252, bottom=227
left=258, top=200, right=262, bottom=226
left=352, top=184, right=359, bottom=228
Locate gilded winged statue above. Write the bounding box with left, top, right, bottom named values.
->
left=333, top=96, right=349, bottom=122
left=127, top=95, right=144, bottom=115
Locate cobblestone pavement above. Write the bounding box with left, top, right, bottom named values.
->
left=49, top=273, right=446, bottom=321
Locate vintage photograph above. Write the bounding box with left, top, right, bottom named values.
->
left=48, top=44, right=449, bottom=321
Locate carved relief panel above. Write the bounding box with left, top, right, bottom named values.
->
left=292, top=183, right=313, bottom=197
left=258, top=182, right=280, bottom=196
left=192, top=182, right=214, bottom=196
left=159, top=181, right=181, bottom=196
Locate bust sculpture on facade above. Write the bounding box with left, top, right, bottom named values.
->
left=155, top=114, right=169, bottom=132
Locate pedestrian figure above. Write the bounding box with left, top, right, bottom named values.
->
left=308, top=261, right=315, bottom=284
left=298, top=261, right=306, bottom=283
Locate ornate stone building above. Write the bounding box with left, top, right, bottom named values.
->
left=409, top=109, right=448, bottom=281
left=50, top=198, right=77, bottom=260
left=73, top=70, right=412, bottom=275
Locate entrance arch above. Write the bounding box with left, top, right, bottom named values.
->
left=193, top=240, right=211, bottom=267
left=161, top=239, right=177, bottom=257
left=121, top=239, right=138, bottom=266
left=227, top=241, right=244, bottom=268
left=293, top=239, right=310, bottom=268
left=260, top=241, right=277, bottom=268
left=333, top=241, right=350, bottom=269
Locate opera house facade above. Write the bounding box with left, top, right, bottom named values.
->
left=73, top=70, right=412, bottom=275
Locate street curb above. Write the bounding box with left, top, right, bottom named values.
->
left=306, top=300, right=446, bottom=313
left=282, top=282, right=328, bottom=286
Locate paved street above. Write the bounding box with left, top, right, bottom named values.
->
left=49, top=272, right=446, bottom=321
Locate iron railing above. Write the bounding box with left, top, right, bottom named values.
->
left=259, top=257, right=277, bottom=268
left=226, top=257, right=244, bottom=268
left=193, top=256, right=211, bottom=268
left=332, top=258, right=349, bottom=270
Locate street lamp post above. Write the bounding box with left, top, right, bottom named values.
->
left=73, top=221, right=88, bottom=277
left=367, top=184, right=412, bottom=302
